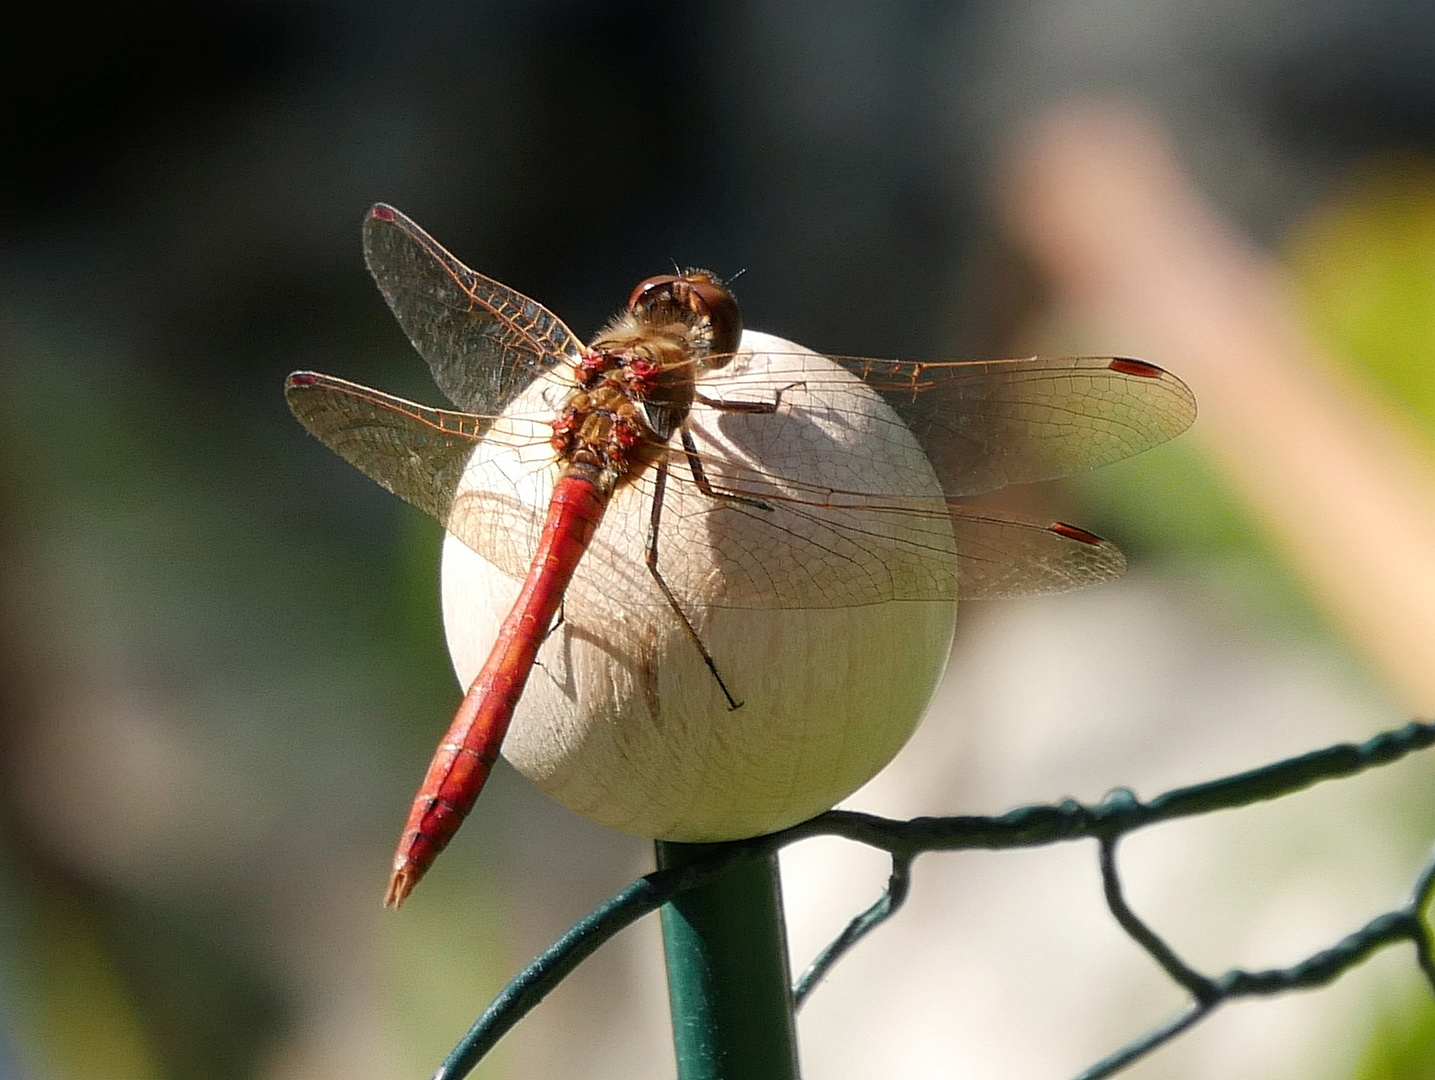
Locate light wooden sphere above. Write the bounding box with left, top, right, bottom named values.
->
left=440, top=330, right=957, bottom=840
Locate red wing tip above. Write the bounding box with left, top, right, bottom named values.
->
left=370, top=204, right=397, bottom=221
left=286, top=371, right=319, bottom=388
left=1108, top=358, right=1163, bottom=378
left=1050, top=521, right=1106, bottom=546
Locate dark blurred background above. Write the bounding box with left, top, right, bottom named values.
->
left=4, top=2, right=1435, bottom=1078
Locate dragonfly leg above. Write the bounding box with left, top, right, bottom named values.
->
left=694, top=380, right=804, bottom=414
left=680, top=426, right=773, bottom=512
left=647, top=456, right=742, bottom=711
left=533, top=605, right=566, bottom=675
left=544, top=602, right=566, bottom=642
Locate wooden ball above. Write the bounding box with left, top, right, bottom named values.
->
left=441, top=331, right=957, bottom=840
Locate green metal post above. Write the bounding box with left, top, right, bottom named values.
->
left=656, top=841, right=801, bottom=1080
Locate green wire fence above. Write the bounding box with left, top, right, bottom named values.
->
left=433, top=719, right=1435, bottom=1080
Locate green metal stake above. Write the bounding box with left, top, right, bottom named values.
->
left=656, top=840, right=801, bottom=1080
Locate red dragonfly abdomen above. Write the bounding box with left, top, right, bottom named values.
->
left=385, top=469, right=610, bottom=907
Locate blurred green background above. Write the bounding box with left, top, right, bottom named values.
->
left=3, top=2, right=1435, bottom=1079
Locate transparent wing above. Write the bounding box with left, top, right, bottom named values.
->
left=289, top=345, right=1177, bottom=612
left=445, top=451, right=1125, bottom=610
left=286, top=371, right=492, bottom=521
left=362, top=204, right=584, bottom=419
left=437, top=356, right=1136, bottom=611
left=814, top=354, right=1195, bottom=497
left=948, top=512, right=1125, bottom=599
left=624, top=464, right=1124, bottom=607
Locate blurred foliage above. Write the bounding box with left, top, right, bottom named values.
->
left=1066, top=155, right=1435, bottom=1077
left=1072, top=402, right=1336, bottom=648
left=1283, top=155, right=1435, bottom=1080
left=382, top=863, right=512, bottom=1078
left=1075, top=156, right=1435, bottom=659
left=0, top=860, right=282, bottom=1080
left=2, top=876, right=161, bottom=1080
left=0, top=276, right=505, bottom=1077
left=1355, top=987, right=1435, bottom=1080
left=1289, top=159, right=1435, bottom=431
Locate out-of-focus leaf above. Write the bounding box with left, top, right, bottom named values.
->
left=1288, top=158, right=1435, bottom=430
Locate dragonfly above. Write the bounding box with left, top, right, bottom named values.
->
left=286, top=204, right=1195, bottom=907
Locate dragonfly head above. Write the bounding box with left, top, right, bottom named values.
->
left=626, top=270, right=742, bottom=367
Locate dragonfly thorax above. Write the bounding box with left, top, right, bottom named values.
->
left=548, top=271, right=744, bottom=491
left=550, top=366, right=675, bottom=491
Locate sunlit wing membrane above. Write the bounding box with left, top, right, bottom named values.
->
left=362, top=204, right=585, bottom=418
left=287, top=357, right=1145, bottom=610
left=285, top=372, right=485, bottom=523
left=949, top=509, right=1126, bottom=599
left=832, top=355, right=1196, bottom=497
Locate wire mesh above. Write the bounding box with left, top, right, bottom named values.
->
left=434, top=719, right=1435, bottom=1080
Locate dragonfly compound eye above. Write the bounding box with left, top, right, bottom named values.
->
left=626, top=273, right=742, bottom=366
left=627, top=274, right=683, bottom=312
left=681, top=276, right=741, bottom=363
